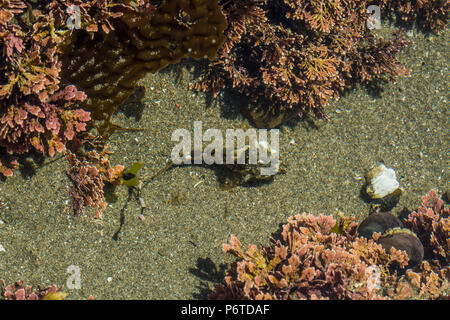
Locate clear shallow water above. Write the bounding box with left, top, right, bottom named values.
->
left=0, top=24, right=448, bottom=299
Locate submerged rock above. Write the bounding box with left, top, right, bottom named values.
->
left=378, top=228, right=424, bottom=268
left=357, top=211, right=404, bottom=239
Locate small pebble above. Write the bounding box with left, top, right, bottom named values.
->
left=107, top=277, right=112, bottom=282
left=139, top=197, right=146, bottom=208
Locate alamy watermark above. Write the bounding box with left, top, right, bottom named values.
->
left=66, top=4, right=381, bottom=31
left=367, top=5, right=381, bottom=30
left=366, top=265, right=381, bottom=293
left=66, top=265, right=81, bottom=289
left=171, top=121, right=280, bottom=176
left=66, top=5, right=81, bottom=30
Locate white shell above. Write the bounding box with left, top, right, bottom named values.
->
left=366, top=164, right=400, bottom=199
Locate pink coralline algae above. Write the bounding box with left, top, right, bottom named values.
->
left=393, top=260, right=449, bottom=299
left=212, top=200, right=450, bottom=300
left=0, top=280, right=63, bottom=300
left=0, top=1, right=92, bottom=177
left=192, top=0, right=412, bottom=128
left=66, top=152, right=107, bottom=217
left=211, top=213, right=409, bottom=300
left=0, top=85, right=90, bottom=156
left=66, top=135, right=123, bottom=217
left=404, top=190, right=450, bottom=268
left=0, top=1, right=164, bottom=177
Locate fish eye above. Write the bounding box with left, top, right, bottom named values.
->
left=122, top=172, right=136, bottom=180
